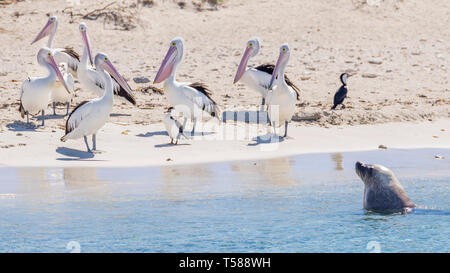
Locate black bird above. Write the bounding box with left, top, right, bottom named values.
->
left=331, top=73, right=348, bottom=110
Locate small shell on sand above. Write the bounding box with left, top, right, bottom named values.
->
left=368, top=58, right=383, bottom=65
left=378, top=145, right=388, bottom=149
left=362, top=73, right=379, bottom=78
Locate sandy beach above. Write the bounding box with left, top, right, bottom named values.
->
left=0, top=119, right=448, bottom=167
left=0, top=0, right=449, bottom=167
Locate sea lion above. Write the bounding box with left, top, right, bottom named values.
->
left=355, top=161, right=416, bottom=214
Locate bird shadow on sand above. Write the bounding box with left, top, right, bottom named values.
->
left=137, top=131, right=215, bottom=138
left=36, top=114, right=66, bottom=121
left=222, top=110, right=270, bottom=125
left=56, top=147, right=100, bottom=161
left=6, top=121, right=38, bottom=132
left=155, top=143, right=191, bottom=148
left=189, top=131, right=215, bottom=137
left=110, top=113, right=131, bottom=117
left=248, top=134, right=285, bottom=146
left=137, top=131, right=169, bottom=138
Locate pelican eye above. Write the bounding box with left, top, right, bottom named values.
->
left=104, top=57, right=108, bottom=61
left=282, top=48, right=286, bottom=52
left=249, top=43, right=253, bottom=47
left=47, top=53, right=51, bottom=56
left=172, top=42, right=176, bottom=47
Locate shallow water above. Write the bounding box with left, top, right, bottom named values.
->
left=0, top=149, right=449, bottom=253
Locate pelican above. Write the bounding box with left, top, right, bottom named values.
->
left=19, top=48, right=71, bottom=126
left=31, top=16, right=80, bottom=78
left=163, top=107, right=189, bottom=145
left=51, top=62, right=74, bottom=116
left=331, top=73, right=349, bottom=110
left=267, top=43, right=300, bottom=138
left=233, top=38, right=299, bottom=111
left=153, top=37, right=220, bottom=135
left=77, top=23, right=136, bottom=105
left=60, top=53, right=132, bottom=153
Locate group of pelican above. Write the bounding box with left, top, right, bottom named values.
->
left=156, top=37, right=304, bottom=141
left=19, top=16, right=349, bottom=152
left=20, top=16, right=135, bottom=152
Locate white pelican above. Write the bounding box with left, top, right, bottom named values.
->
left=31, top=16, right=80, bottom=78
left=266, top=43, right=300, bottom=138
left=163, top=107, right=189, bottom=145
left=153, top=37, right=220, bottom=135
left=51, top=62, right=74, bottom=116
left=76, top=23, right=136, bottom=105
left=234, top=38, right=300, bottom=111
left=19, top=48, right=71, bottom=126
left=60, top=53, right=132, bottom=153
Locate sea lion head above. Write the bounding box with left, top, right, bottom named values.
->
left=355, top=161, right=415, bottom=213
left=355, top=161, right=394, bottom=187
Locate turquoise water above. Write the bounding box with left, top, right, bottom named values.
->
left=0, top=149, right=449, bottom=253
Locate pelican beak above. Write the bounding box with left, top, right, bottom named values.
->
left=154, top=46, right=177, bottom=84
left=48, top=55, right=71, bottom=94
left=81, top=30, right=94, bottom=66
left=269, top=50, right=288, bottom=90
left=233, top=46, right=252, bottom=84
left=31, top=20, right=54, bottom=45
left=103, top=60, right=135, bottom=101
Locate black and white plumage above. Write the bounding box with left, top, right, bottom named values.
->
left=331, top=73, right=348, bottom=110
left=92, top=74, right=136, bottom=105
left=234, top=38, right=300, bottom=110
left=59, top=47, right=80, bottom=75
left=163, top=107, right=189, bottom=145
left=60, top=53, right=133, bottom=153
left=76, top=23, right=136, bottom=105
left=31, top=16, right=81, bottom=78
left=153, top=37, right=220, bottom=136
left=254, top=64, right=300, bottom=100
left=187, top=82, right=219, bottom=118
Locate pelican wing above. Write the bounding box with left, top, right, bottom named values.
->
left=186, top=82, right=220, bottom=118
left=86, top=67, right=136, bottom=105
left=254, top=63, right=275, bottom=75
left=18, top=80, right=29, bottom=118
left=63, top=101, right=90, bottom=136
left=85, top=67, right=105, bottom=90
left=255, top=63, right=301, bottom=100
left=54, top=47, right=80, bottom=77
